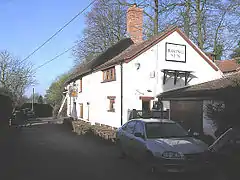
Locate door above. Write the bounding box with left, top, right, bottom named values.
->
left=72, top=102, right=77, bottom=119
left=122, top=121, right=136, bottom=156
left=132, top=121, right=146, bottom=161
left=142, top=100, right=150, bottom=117
left=79, top=103, right=83, bottom=118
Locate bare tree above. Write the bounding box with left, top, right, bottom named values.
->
left=0, top=50, right=36, bottom=107
left=73, top=0, right=239, bottom=62
left=73, top=0, right=127, bottom=64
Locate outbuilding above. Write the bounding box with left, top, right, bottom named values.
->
left=157, top=71, right=240, bottom=139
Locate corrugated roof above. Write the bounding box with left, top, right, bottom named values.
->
left=157, top=71, right=240, bottom=100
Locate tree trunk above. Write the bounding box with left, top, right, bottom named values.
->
left=183, top=0, right=191, bottom=37
left=196, top=0, right=203, bottom=50
left=154, top=0, right=159, bottom=35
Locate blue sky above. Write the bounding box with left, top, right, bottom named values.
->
left=0, top=0, right=92, bottom=97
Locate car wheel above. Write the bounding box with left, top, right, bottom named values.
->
left=117, top=140, right=126, bottom=159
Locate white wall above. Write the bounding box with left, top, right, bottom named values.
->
left=122, top=30, right=222, bottom=124
left=66, top=65, right=122, bottom=128
left=66, top=30, right=223, bottom=128
left=66, top=84, right=73, bottom=116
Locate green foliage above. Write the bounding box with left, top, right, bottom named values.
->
left=231, top=41, right=240, bottom=60
left=37, top=95, right=44, bottom=104
left=28, top=93, right=41, bottom=103
left=45, top=73, right=70, bottom=106
left=214, top=44, right=223, bottom=60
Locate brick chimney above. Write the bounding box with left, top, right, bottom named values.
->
left=127, top=4, right=143, bottom=44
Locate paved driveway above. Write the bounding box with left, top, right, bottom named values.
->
left=1, top=123, right=214, bottom=180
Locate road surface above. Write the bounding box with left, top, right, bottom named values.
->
left=1, top=122, right=213, bottom=180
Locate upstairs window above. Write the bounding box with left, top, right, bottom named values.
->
left=79, top=78, right=82, bottom=93
left=102, top=67, right=116, bottom=82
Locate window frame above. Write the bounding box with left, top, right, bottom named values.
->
left=79, top=78, right=82, bottom=93
left=125, top=120, right=136, bottom=134
left=102, top=67, right=116, bottom=82
left=133, top=121, right=145, bottom=137
left=107, top=96, right=115, bottom=112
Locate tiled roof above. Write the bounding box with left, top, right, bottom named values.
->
left=65, top=26, right=219, bottom=85
left=95, top=26, right=178, bottom=70
left=64, top=26, right=178, bottom=85
left=64, top=38, right=134, bottom=85
left=157, top=71, right=240, bottom=100
left=215, top=59, right=240, bottom=73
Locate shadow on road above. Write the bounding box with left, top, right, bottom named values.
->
left=0, top=123, right=219, bottom=180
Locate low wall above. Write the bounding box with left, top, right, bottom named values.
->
left=65, top=118, right=117, bottom=143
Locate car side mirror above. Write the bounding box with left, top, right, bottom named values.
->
left=134, top=132, right=144, bottom=139
left=188, top=128, right=193, bottom=136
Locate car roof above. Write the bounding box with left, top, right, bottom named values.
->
left=130, top=118, right=175, bottom=123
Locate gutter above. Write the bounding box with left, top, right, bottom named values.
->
left=120, top=62, right=123, bottom=126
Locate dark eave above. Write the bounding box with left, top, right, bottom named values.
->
left=157, top=71, right=240, bottom=101
left=64, top=38, right=134, bottom=86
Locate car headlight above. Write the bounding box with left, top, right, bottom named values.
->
left=162, top=151, right=185, bottom=160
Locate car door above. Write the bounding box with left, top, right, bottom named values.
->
left=121, top=120, right=136, bottom=156
left=131, top=121, right=147, bottom=161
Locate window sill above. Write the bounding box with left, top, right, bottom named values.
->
left=107, top=110, right=115, bottom=113
left=101, top=79, right=116, bottom=83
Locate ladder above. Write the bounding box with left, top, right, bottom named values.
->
left=58, top=96, right=67, bottom=117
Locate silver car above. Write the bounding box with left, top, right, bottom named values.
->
left=116, top=118, right=210, bottom=173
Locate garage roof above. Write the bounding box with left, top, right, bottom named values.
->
left=157, top=71, right=240, bottom=100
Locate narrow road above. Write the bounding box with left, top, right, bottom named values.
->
left=1, top=122, right=210, bottom=180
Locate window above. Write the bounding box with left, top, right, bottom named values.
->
left=125, top=121, right=136, bottom=134
left=102, top=67, right=116, bottom=82
left=107, top=96, right=115, bottom=112
left=134, top=122, right=144, bottom=135
left=79, top=78, right=82, bottom=93
left=145, top=122, right=188, bottom=139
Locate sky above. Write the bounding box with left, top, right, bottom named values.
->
left=0, top=0, right=93, bottom=97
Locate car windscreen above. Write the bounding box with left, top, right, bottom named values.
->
left=145, top=122, right=188, bottom=139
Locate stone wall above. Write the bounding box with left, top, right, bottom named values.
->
left=69, top=118, right=117, bottom=143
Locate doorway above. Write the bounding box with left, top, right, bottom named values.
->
left=142, top=100, right=151, bottom=117
left=79, top=103, right=83, bottom=118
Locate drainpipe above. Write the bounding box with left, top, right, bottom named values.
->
left=120, top=62, right=123, bottom=126
left=69, top=94, right=71, bottom=116
left=154, top=44, right=159, bottom=98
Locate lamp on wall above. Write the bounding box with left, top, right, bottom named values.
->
left=135, top=63, right=141, bottom=70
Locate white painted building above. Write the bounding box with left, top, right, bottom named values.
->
left=63, top=5, right=223, bottom=129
